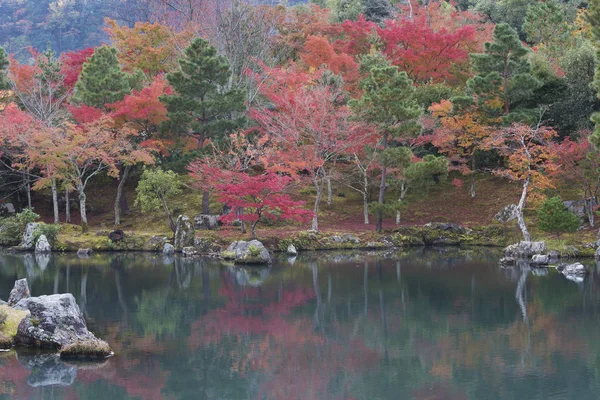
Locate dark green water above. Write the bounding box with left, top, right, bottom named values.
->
left=0, top=249, right=599, bottom=400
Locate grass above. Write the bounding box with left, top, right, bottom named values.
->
left=60, top=339, right=112, bottom=359
left=0, top=305, right=29, bottom=339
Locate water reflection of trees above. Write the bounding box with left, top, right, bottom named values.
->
left=2, top=250, right=600, bottom=399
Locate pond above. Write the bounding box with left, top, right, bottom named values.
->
left=0, top=248, right=599, bottom=400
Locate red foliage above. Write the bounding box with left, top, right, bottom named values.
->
left=215, top=172, right=313, bottom=236
left=60, top=47, right=95, bottom=91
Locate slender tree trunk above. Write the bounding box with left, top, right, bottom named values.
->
left=312, top=174, right=324, bottom=232
left=79, top=189, right=88, bottom=232
left=114, top=165, right=130, bottom=227
left=51, top=179, right=59, bottom=224
left=202, top=190, right=210, bottom=214
left=363, top=169, right=369, bottom=224
left=327, top=176, right=332, bottom=205
left=376, top=134, right=389, bottom=233
left=585, top=197, right=596, bottom=228
left=251, top=221, right=258, bottom=240
left=395, top=182, right=407, bottom=226
left=517, top=177, right=531, bottom=241
left=65, top=189, right=71, bottom=223
left=25, top=175, right=32, bottom=209
left=161, top=194, right=176, bottom=233
left=470, top=155, right=476, bottom=198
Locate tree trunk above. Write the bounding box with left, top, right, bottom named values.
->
left=470, top=156, right=476, bottom=198
left=51, top=179, right=59, bottom=224
left=363, top=169, right=369, bottom=224
left=517, top=177, right=531, bottom=241
left=161, top=194, right=176, bottom=233
left=25, top=175, right=32, bottom=209
left=79, top=189, right=88, bottom=232
left=311, top=175, right=324, bottom=232
left=376, top=134, right=389, bottom=233
left=251, top=221, right=258, bottom=240
left=65, top=189, right=71, bottom=223
left=395, top=182, right=407, bottom=226
left=585, top=197, right=596, bottom=228
left=202, top=190, right=210, bottom=214
left=114, top=165, right=130, bottom=227
left=327, top=176, right=332, bottom=205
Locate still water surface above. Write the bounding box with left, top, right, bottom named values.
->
left=0, top=249, right=599, bottom=400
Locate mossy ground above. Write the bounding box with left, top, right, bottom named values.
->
left=0, top=305, right=29, bottom=341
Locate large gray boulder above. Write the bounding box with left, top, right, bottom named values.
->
left=8, top=278, right=31, bottom=306
left=222, top=240, right=272, bottom=264
left=504, top=241, right=546, bottom=258
left=194, top=214, right=220, bottom=230
left=77, top=248, right=92, bottom=258
left=35, top=235, right=51, bottom=254
left=14, top=294, right=111, bottom=356
left=563, top=200, right=587, bottom=219
left=20, top=222, right=40, bottom=250
left=287, top=244, right=297, bottom=256
left=495, top=205, right=519, bottom=223
left=174, top=215, right=195, bottom=251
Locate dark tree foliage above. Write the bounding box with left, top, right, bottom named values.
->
left=0, top=46, right=8, bottom=90
left=537, top=196, right=580, bottom=238
left=160, top=38, right=247, bottom=148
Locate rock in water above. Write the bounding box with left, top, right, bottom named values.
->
left=20, top=222, right=40, bottom=250
left=504, top=241, right=546, bottom=258
left=222, top=240, right=272, bottom=264
left=287, top=244, right=297, bottom=256
left=559, top=262, right=588, bottom=277
left=77, top=248, right=92, bottom=257
left=194, top=214, right=220, bottom=230
left=163, top=243, right=175, bottom=255
left=530, top=254, right=549, bottom=265
left=8, top=278, right=30, bottom=306
left=35, top=235, right=51, bottom=254
left=174, top=215, right=195, bottom=251
left=14, top=294, right=111, bottom=357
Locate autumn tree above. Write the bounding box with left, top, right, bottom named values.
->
left=160, top=38, right=247, bottom=214
left=252, top=68, right=370, bottom=232
left=105, top=19, right=192, bottom=78
left=215, top=172, right=313, bottom=239
left=376, top=15, right=478, bottom=84
left=8, top=48, right=71, bottom=221
left=351, top=56, right=422, bottom=233
left=135, top=168, right=182, bottom=232
left=551, top=132, right=600, bottom=227
left=427, top=99, right=491, bottom=198
left=107, top=77, right=168, bottom=226
left=486, top=123, right=558, bottom=241
left=468, top=23, right=540, bottom=123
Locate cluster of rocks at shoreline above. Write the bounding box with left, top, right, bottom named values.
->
left=0, top=279, right=112, bottom=359
left=501, top=240, right=591, bottom=282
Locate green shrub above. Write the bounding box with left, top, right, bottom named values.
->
left=33, top=223, right=61, bottom=246
left=0, top=208, right=40, bottom=246
left=537, top=196, right=581, bottom=238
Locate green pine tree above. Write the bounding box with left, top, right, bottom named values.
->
left=0, top=45, right=9, bottom=91
left=351, top=54, right=422, bottom=232
left=73, top=45, right=132, bottom=109
left=537, top=196, right=581, bottom=238
left=362, top=0, right=394, bottom=23
left=585, top=0, right=600, bottom=149
left=467, top=23, right=541, bottom=124
left=159, top=38, right=247, bottom=148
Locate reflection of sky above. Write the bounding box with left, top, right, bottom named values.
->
left=0, top=250, right=598, bottom=399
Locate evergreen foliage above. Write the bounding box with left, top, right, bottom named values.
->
left=73, top=46, right=132, bottom=109
left=362, top=0, right=394, bottom=23
left=135, top=168, right=182, bottom=232
left=537, top=196, right=581, bottom=237
left=467, top=23, right=541, bottom=124
left=0, top=46, right=8, bottom=90
left=160, top=38, right=247, bottom=148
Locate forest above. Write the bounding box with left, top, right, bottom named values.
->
left=1, top=0, right=600, bottom=246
